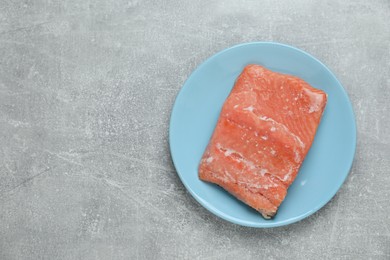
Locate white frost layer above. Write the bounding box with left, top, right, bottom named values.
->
left=258, top=115, right=305, bottom=148
left=304, top=89, right=324, bottom=113
left=206, top=157, right=214, bottom=163
left=216, top=143, right=256, bottom=170
left=243, top=105, right=254, bottom=112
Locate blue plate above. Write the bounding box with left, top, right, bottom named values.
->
left=169, top=42, right=356, bottom=227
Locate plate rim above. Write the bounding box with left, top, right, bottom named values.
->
left=169, top=41, right=357, bottom=228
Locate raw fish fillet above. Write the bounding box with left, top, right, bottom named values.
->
left=198, top=64, right=327, bottom=219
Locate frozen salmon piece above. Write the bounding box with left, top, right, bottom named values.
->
left=199, top=64, right=327, bottom=219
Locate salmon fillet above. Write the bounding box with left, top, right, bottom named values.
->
left=198, top=64, right=327, bottom=219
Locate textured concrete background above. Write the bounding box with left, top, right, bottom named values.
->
left=0, top=0, right=389, bottom=259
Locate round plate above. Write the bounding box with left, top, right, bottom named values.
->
left=169, top=42, right=356, bottom=227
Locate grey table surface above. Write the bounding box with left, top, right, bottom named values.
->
left=1, top=0, right=389, bottom=259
